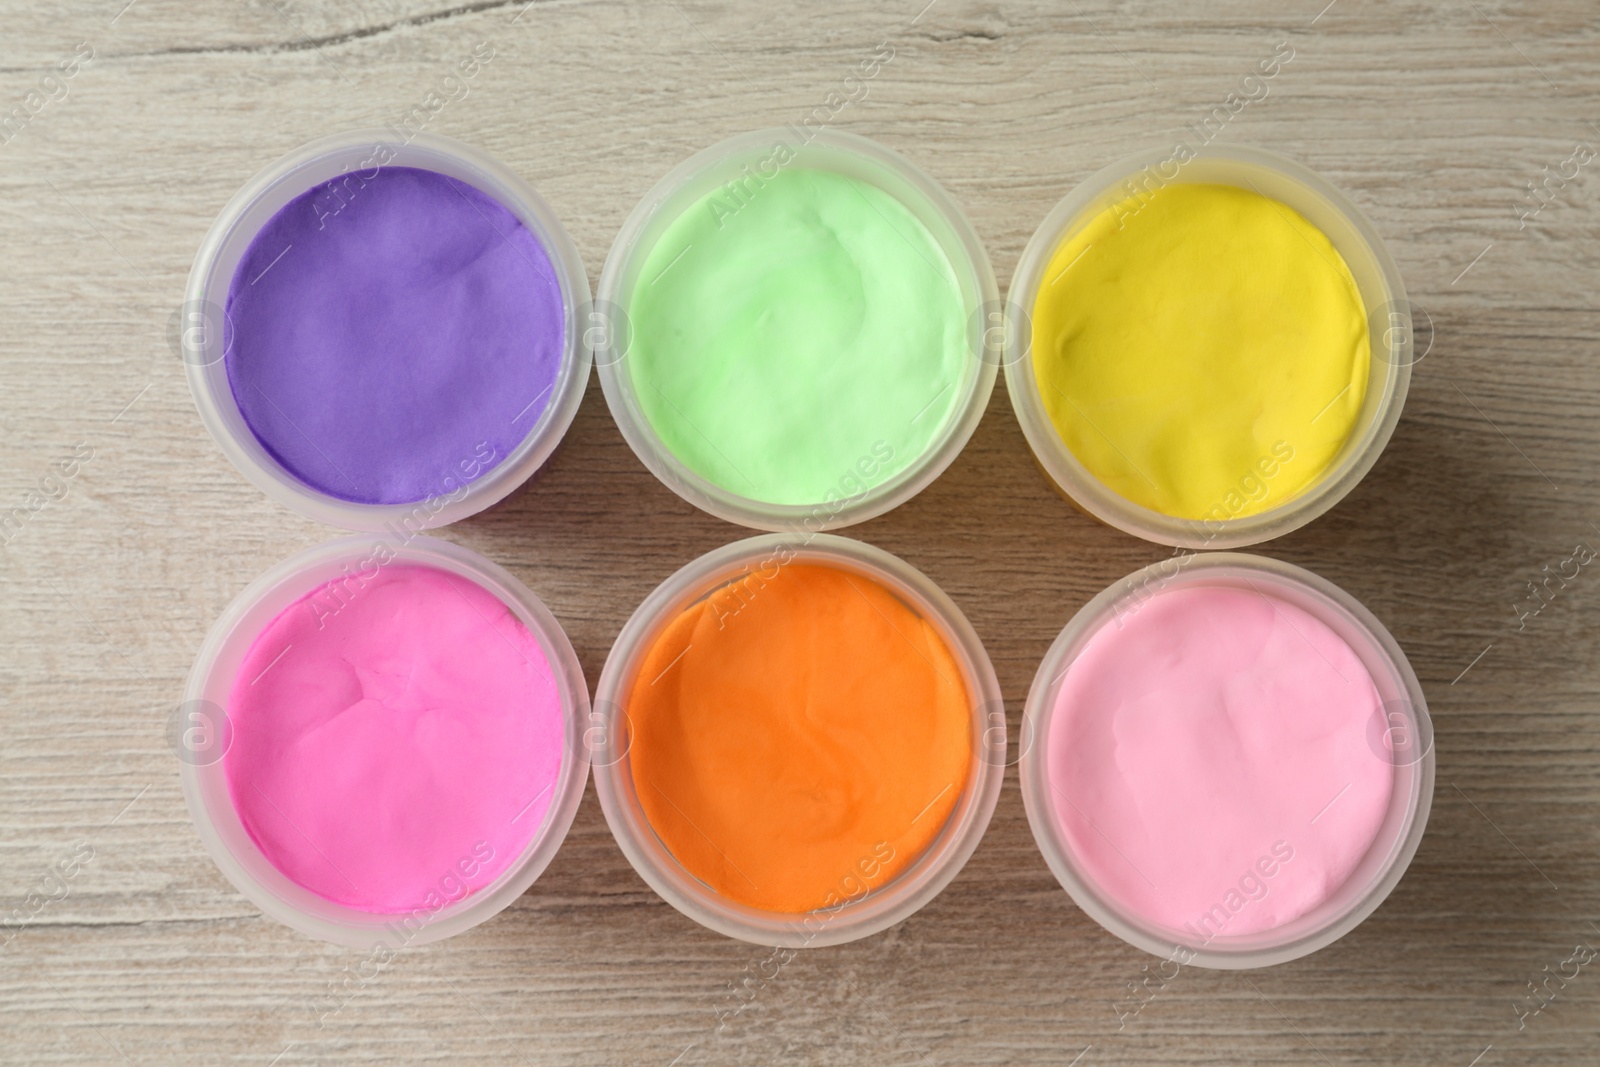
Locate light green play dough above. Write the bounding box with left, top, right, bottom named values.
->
left=626, top=166, right=968, bottom=507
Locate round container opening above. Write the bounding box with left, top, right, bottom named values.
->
left=597, top=129, right=999, bottom=532
left=1020, top=552, right=1433, bottom=969
left=1005, top=145, right=1415, bottom=549
left=593, top=534, right=1005, bottom=946
left=182, top=130, right=591, bottom=531
left=178, top=536, right=590, bottom=947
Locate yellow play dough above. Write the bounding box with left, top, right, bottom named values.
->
left=1031, top=182, right=1370, bottom=522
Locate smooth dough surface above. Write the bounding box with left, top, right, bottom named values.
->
left=628, top=167, right=967, bottom=507
left=628, top=563, right=972, bottom=913
left=225, top=565, right=564, bottom=913
left=1032, top=183, right=1370, bottom=521
left=1047, top=584, right=1392, bottom=937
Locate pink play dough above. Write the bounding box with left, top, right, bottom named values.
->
left=224, top=564, right=564, bottom=913
left=1047, top=583, right=1392, bottom=940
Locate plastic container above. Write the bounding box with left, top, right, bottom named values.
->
left=595, top=129, right=999, bottom=532
left=592, top=533, right=1005, bottom=946
left=177, top=535, right=590, bottom=947
left=1004, top=145, right=1416, bottom=549
left=180, top=130, right=592, bottom=532
left=1019, top=552, right=1433, bottom=969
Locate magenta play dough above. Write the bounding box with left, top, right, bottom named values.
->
left=1047, top=584, right=1391, bottom=939
left=224, top=564, right=563, bottom=913
left=224, top=165, right=565, bottom=506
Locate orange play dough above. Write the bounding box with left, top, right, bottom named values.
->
left=627, top=562, right=973, bottom=913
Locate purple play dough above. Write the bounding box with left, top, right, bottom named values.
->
left=225, top=166, right=566, bottom=505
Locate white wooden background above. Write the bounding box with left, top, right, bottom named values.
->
left=2, top=0, right=1599, bottom=1063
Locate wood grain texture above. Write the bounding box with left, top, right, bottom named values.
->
left=2, top=0, right=1599, bottom=1063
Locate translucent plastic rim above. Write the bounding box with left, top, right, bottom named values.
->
left=178, top=535, right=591, bottom=947
left=1004, top=144, right=1415, bottom=549
left=1019, top=552, right=1434, bottom=969
left=592, top=533, right=1005, bottom=946
left=181, top=129, right=593, bottom=532
left=595, top=129, right=999, bottom=533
